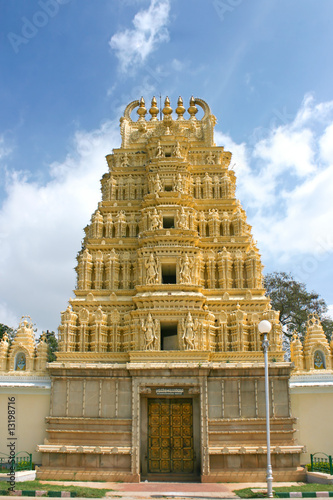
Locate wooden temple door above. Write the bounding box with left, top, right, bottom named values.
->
left=147, top=398, right=195, bottom=476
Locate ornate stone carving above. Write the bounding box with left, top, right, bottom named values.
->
left=177, top=207, right=188, bottom=229
left=179, top=254, right=193, bottom=284
left=182, top=312, right=196, bottom=350
left=173, top=141, right=182, bottom=158
left=120, top=153, right=129, bottom=167
left=206, top=152, right=216, bottom=164
left=150, top=208, right=162, bottom=230
left=153, top=173, right=163, bottom=195
left=57, top=96, right=284, bottom=358
left=156, top=141, right=164, bottom=158
left=104, top=213, right=113, bottom=238
left=174, top=173, right=184, bottom=193
left=209, top=209, right=220, bottom=237
left=115, top=210, right=127, bottom=237
left=141, top=313, right=158, bottom=350
left=145, top=253, right=159, bottom=285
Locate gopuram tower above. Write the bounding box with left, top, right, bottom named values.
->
left=37, top=97, right=304, bottom=482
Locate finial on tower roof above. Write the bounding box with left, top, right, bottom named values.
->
left=149, top=96, right=159, bottom=121
left=176, top=96, right=185, bottom=120
left=162, top=96, right=173, bottom=118
left=137, top=96, right=147, bottom=120
left=188, top=96, right=198, bottom=119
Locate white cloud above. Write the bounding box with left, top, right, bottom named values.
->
left=0, top=122, right=120, bottom=333
left=319, top=123, right=333, bottom=163
left=254, top=127, right=315, bottom=177
left=215, top=94, right=333, bottom=263
left=109, top=0, right=170, bottom=73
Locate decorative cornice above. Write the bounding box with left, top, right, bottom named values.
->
left=208, top=445, right=305, bottom=455
left=37, top=445, right=131, bottom=454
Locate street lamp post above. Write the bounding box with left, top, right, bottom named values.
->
left=258, top=319, right=273, bottom=498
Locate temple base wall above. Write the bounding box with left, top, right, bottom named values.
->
left=37, top=361, right=304, bottom=482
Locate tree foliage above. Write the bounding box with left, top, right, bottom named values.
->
left=0, top=324, right=16, bottom=343
left=264, top=272, right=333, bottom=342
left=41, top=330, right=59, bottom=362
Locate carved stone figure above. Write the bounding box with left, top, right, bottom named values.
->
left=145, top=253, right=159, bottom=285
left=180, top=254, right=193, bottom=284
left=209, top=208, right=219, bottom=220
left=174, top=173, right=183, bottom=193
left=150, top=208, right=162, bottom=230
left=178, top=207, right=187, bottom=229
left=104, top=213, right=113, bottom=238
left=15, top=352, right=26, bottom=371
left=173, top=141, right=182, bottom=158
left=182, top=312, right=195, bottom=350
left=153, top=174, right=163, bottom=194
left=141, top=313, right=158, bottom=350
left=156, top=141, right=164, bottom=158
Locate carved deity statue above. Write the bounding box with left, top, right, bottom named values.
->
left=182, top=312, right=195, bottom=350
left=178, top=207, right=187, bottom=229
left=180, top=254, right=193, bottom=284
left=104, top=213, right=113, bottom=238
left=141, top=313, right=158, bottom=350
left=15, top=352, right=26, bottom=371
left=209, top=208, right=220, bottom=236
left=150, top=208, right=162, bottom=230
left=209, top=208, right=219, bottom=220
left=156, top=141, right=164, bottom=158
left=174, top=173, right=184, bottom=193
left=173, top=141, right=182, bottom=158
left=145, top=253, right=159, bottom=285
left=153, top=174, right=163, bottom=195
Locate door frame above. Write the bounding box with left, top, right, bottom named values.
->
left=140, top=392, right=201, bottom=480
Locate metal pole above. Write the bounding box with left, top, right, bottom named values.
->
left=263, top=332, right=273, bottom=497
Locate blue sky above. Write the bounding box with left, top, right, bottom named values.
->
left=1, top=0, right=333, bottom=333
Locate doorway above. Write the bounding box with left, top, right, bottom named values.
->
left=147, top=398, right=194, bottom=475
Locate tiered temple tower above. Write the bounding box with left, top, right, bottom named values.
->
left=37, top=97, right=304, bottom=482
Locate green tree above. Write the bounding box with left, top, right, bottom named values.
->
left=40, top=330, right=59, bottom=362
left=0, top=324, right=16, bottom=343
left=264, top=272, right=333, bottom=342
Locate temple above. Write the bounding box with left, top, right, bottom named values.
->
left=36, top=97, right=304, bottom=482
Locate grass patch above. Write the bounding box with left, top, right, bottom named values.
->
left=235, top=484, right=333, bottom=498
left=0, top=480, right=110, bottom=498
left=234, top=487, right=267, bottom=498
left=274, top=484, right=333, bottom=492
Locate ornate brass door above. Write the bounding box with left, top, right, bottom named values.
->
left=148, top=398, right=194, bottom=474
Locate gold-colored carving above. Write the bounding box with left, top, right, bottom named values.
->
left=291, top=314, right=332, bottom=372
left=37, top=98, right=303, bottom=484
left=0, top=316, right=48, bottom=374
left=148, top=398, right=194, bottom=474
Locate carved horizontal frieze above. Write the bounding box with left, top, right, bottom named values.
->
left=37, top=444, right=131, bottom=454
left=208, top=445, right=305, bottom=455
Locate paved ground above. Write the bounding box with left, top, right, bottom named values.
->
left=0, top=479, right=308, bottom=500
left=32, top=480, right=305, bottom=498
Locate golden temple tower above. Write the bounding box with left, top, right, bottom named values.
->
left=37, top=97, right=304, bottom=482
